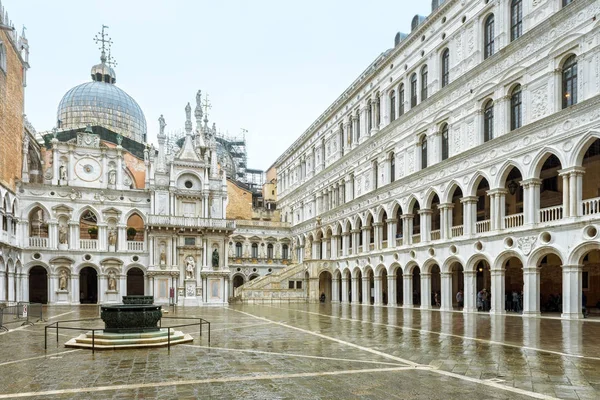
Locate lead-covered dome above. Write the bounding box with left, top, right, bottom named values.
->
left=56, top=54, right=147, bottom=143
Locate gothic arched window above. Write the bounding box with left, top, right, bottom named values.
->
left=510, top=84, right=522, bottom=131
left=389, top=90, right=396, bottom=122
left=441, top=49, right=450, bottom=88
left=410, top=73, right=418, bottom=107
left=511, top=0, right=522, bottom=41
left=562, top=55, right=578, bottom=109
left=441, top=123, right=449, bottom=161
left=421, top=65, right=428, bottom=101
left=420, top=136, right=428, bottom=170
left=484, top=14, right=495, bottom=59
left=235, top=242, right=243, bottom=257
left=399, top=84, right=405, bottom=116
left=483, top=100, right=494, bottom=142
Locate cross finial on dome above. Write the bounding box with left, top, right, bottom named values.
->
left=94, top=25, right=112, bottom=64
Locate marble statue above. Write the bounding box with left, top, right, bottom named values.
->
left=185, top=103, right=191, bottom=121
left=108, top=270, right=117, bottom=291
left=108, top=228, right=117, bottom=247
left=59, top=270, right=68, bottom=290
left=59, top=225, right=68, bottom=245
left=212, top=248, right=219, bottom=268
left=159, top=114, right=166, bottom=135
left=159, top=249, right=167, bottom=265
left=185, top=256, right=195, bottom=279
left=108, top=169, right=116, bottom=185
left=59, top=164, right=67, bottom=181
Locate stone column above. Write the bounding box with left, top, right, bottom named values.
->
left=438, top=203, right=451, bottom=239
left=562, top=264, right=583, bottom=319
left=403, top=274, right=413, bottom=306
left=0, top=272, right=5, bottom=301
left=522, top=178, right=542, bottom=225
left=51, top=139, right=59, bottom=185
left=387, top=273, right=397, bottom=307
left=558, top=169, right=571, bottom=218
left=48, top=221, right=58, bottom=249
left=341, top=276, right=349, bottom=303
left=419, top=209, right=432, bottom=243
left=373, top=223, right=383, bottom=250
left=463, top=271, right=477, bottom=313
left=351, top=276, right=360, bottom=304
left=386, top=219, right=397, bottom=248
left=71, top=274, right=80, bottom=304
left=440, top=272, right=453, bottom=311
left=331, top=235, right=339, bottom=259
left=401, top=215, right=413, bottom=245
left=522, top=267, right=540, bottom=316
left=420, top=273, right=431, bottom=309
left=97, top=223, right=108, bottom=251
left=374, top=276, right=382, bottom=305
left=490, top=268, right=505, bottom=315
left=361, top=227, right=369, bottom=253
left=332, top=277, right=339, bottom=302
left=568, top=168, right=585, bottom=217
left=362, top=276, right=370, bottom=305
left=461, top=196, right=477, bottom=236
left=69, top=221, right=79, bottom=250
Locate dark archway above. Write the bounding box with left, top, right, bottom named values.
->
left=80, top=267, right=98, bottom=304
left=233, top=275, right=245, bottom=290
left=476, top=260, right=491, bottom=311
left=126, top=267, right=144, bottom=295
left=319, top=271, right=332, bottom=303
left=381, top=269, right=388, bottom=305
left=431, top=264, right=441, bottom=307
left=28, top=266, right=48, bottom=304
left=396, top=267, right=403, bottom=305
left=504, top=257, right=524, bottom=313
left=412, top=267, right=421, bottom=305
left=539, top=254, right=563, bottom=314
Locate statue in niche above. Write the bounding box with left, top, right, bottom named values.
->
left=108, top=228, right=117, bottom=247
left=59, top=224, right=68, bottom=245
left=108, top=270, right=117, bottom=291
left=159, top=114, right=166, bottom=135
left=212, top=248, right=219, bottom=268
left=59, top=270, right=68, bottom=290
left=108, top=169, right=116, bottom=185
left=305, top=243, right=312, bottom=259
left=159, top=248, right=167, bottom=265
left=59, top=164, right=67, bottom=181
left=185, top=256, right=196, bottom=279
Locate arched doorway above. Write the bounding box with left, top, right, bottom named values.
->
left=395, top=267, right=403, bottom=305
left=80, top=267, right=98, bottom=304
left=504, top=257, right=524, bottom=313
left=127, top=267, right=144, bottom=295
left=412, top=267, right=421, bottom=305
left=319, top=271, right=332, bottom=302
left=381, top=269, right=388, bottom=305
left=476, top=260, right=491, bottom=311
left=366, top=268, right=374, bottom=304
left=503, top=167, right=524, bottom=228
left=539, top=254, right=562, bottom=314
left=450, top=262, right=464, bottom=309
left=28, top=266, right=48, bottom=304
left=582, top=249, right=600, bottom=316
left=431, top=264, right=441, bottom=307
left=233, top=275, right=245, bottom=290
left=355, top=270, right=363, bottom=303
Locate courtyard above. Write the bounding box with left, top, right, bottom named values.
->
left=0, top=305, right=599, bottom=399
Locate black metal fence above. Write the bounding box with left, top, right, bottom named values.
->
left=0, top=302, right=44, bottom=332
left=44, top=316, right=210, bottom=354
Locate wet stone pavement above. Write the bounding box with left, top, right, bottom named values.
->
left=1, top=304, right=600, bottom=399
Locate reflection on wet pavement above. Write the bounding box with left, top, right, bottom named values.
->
left=0, top=303, right=598, bottom=399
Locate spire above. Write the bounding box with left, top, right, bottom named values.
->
left=194, top=90, right=206, bottom=148
left=177, top=104, right=201, bottom=162
left=91, top=25, right=116, bottom=84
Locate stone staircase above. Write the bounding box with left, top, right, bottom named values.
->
left=231, top=262, right=309, bottom=304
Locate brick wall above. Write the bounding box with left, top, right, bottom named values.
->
left=0, top=30, right=24, bottom=191
left=226, top=180, right=252, bottom=220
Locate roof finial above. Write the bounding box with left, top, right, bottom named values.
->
left=93, top=24, right=112, bottom=64
left=185, top=102, right=192, bottom=135
left=202, top=93, right=212, bottom=123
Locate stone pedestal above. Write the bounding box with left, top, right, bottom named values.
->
left=182, top=279, right=200, bottom=306
left=108, top=245, right=116, bottom=252
left=58, top=243, right=68, bottom=251
left=55, top=290, right=70, bottom=304
left=104, top=290, right=119, bottom=304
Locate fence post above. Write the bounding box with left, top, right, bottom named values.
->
left=92, top=330, right=95, bottom=355
left=168, top=327, right=171, bottom=350
left=208, top=322, right=210, bottom=345
left=56, top=322, right=59, bottom=346
left=44, top=325, right=47, bottom=350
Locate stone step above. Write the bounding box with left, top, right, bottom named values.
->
left=84, top=329, right=176, bottom=340
left=65, top=330, right=194, bottom=349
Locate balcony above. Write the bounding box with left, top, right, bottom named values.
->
left=451, top=225, right=464, bottom=237
left=431, top=230, right=441, bottom=241
left=29, top=237, right=48, bottom=248
left=504, top=213, right=524, bottom=229
left=229, top=257, right=291, bottom=266
left=582, top=197, right=600, bottom=216
left=476, top=220, right=491, bottom=233
left=80, top=239, right=98, bottom=250
left=127, top=241, right=145, bottom=251
left=540, top=205, right=563, bottom=223
left=147, top=215, right=236, bottom=230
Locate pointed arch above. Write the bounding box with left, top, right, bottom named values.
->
left=529, top=148, right=567, bottom=178
left=466, top=172, right=493, bottom=197
left=76, top=205, right=103, bottom=223
left=442, top=180, right=464, bottom=203
left=123, top=208, right=148, bottom=224
left=494, top=161, right=525, bottom=188
left=423, top=188, right=442, bottom=209
left=572, top=130, right=600, bottom=167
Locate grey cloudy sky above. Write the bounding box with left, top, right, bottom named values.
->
left=6, top=0, right=430, bottom=171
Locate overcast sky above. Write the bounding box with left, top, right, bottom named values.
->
left=5, top=0, right=430, bottom=171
